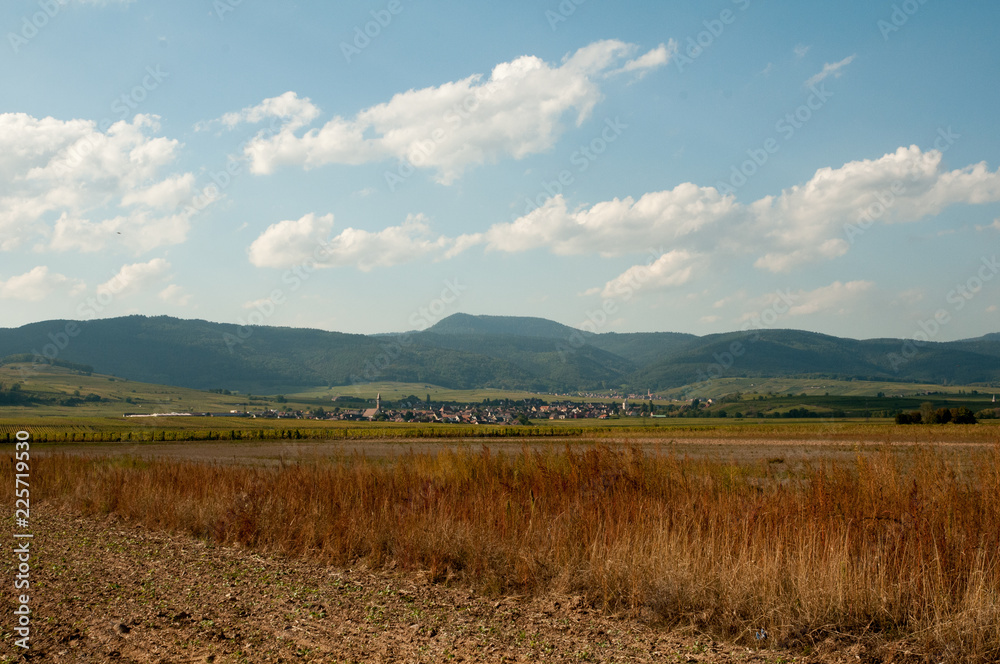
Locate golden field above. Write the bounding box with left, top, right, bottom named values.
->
left=13, top=424, right=1000, bottom=662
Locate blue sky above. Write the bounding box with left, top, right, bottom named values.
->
left=2, top=0, right=999, bottom=341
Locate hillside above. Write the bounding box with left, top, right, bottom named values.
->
left=422, top=313, right=581, bottom=339
left=1, top=314, right=999, bottom=394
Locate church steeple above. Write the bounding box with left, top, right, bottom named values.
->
left=376, top=392, right=381, bottom=411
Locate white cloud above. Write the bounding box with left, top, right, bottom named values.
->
left=444, top=232, right=485, bottom=260
left=785, top=280, right=874, bottom=316
left=247, top=212, right=334, bottom=269
left=485, top=145, right=1000, bottom=293
left=975, top=217, right=1000, bottom=232
left=243, top=297, right=275, bottom=310
left=0, top=113, right=206, bottom=254
left=894, top=288, right=925, bottom=306
left=0, top=266, right=84, bottom=301
left=752, top=145, right=1000, bottom=271
left=735, top=281, right=874, bottom=322
left=97, top=258, right=170, bottom=297
left=248, top=213, right=451, bottom=271
left=159, top=284, right=192, bottom=306
left=805, top=54, right=856, bottom=87
left=484, top=184, right=740, bottom=256
left=224, top=40, right=666, bottom=183
left=220, top=90, right=320, bottom=130
left=752, top=241, right=849, bottom=274
left=713, top=290, right=748, bottom=309
left=794, top=44, right=811, bottom=59
left=600, top=250, right=697, bottom=298
left=611, top=42, right=676, bottom=77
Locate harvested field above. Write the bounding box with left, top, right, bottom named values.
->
left=5, top=436, right=1000, bottom=662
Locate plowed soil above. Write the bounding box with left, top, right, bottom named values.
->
left=2, top=507, right=885, bottom=664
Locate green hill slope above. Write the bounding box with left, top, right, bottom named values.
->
left=1, top=314, right=998, bottom=393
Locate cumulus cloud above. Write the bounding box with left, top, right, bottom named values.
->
left=805, top=54, right=856, bottom=87
left=97, top=258, right=170, bottom=297
left=476, top=146, right=1000, bottom=297
left=752, top=145, right=1000, bottom=271
left=247, top=212, right=335, bottom=269
left=248, top=213, right=451, bottom=271
left=219, top=90, right=320, bottom=131
left=599, top=250, right=697, bottom=299
left=222, top=40, right=667, bottom=183
left=159, top=284, right=191, bottom=306
left=483, top=145, right=1000, bottom=294
left=0, top=113, right=206, bottom=254
left=240, top=144, right=1000, bottom=294
left=483, top=184, right=740, bottom=256
left=0, top=266, right=84, bottom=301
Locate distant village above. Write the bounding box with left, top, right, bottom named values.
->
left=124, top=392, right=686, bottom=422
left=121, top=389, right=1000, bottom=422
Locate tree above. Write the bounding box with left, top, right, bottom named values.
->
left=952, top=407, right=977, bottom=424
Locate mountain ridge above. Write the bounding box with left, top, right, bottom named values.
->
left=1, top=313, right=998, bottom=393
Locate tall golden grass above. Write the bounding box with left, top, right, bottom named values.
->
left=27, top=445, right=1000, bottom=661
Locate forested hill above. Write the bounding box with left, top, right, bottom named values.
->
left=0, top=314, right=998, bottom=393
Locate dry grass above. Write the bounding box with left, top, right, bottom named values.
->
left=25, top=444, right=1000, bottom=661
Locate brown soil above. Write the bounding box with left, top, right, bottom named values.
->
left=2, top=507, right=878, bottom=664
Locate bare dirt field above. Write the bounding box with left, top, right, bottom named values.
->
left=5, top=507, right=877, bottom=664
